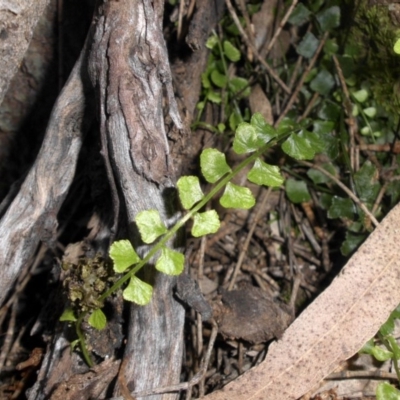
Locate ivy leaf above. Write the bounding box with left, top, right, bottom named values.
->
left=233, top=122, right=264, bottom=154
left=220, top=182, right=255, bottom=209
left=135, top=210, right=167, bottom=244
left=229, top=77, right=251, bottom=98
left=88, top=309, right=107, bottom=330
left=318, top=101, right=340, bottom=120
left=200, top=149, right=232, bottom=183
left=310, top=69, right=335, bottom=96
left=250, top=113, right=277, bottom=143
left=313, top=120, right=334, bottom=134
left=352, top=89, right=369, bottom=103
left=123, top=276, right=153, bottom=305
left=192, top=210, right=220, bottom=237
left=300, top=130, right=325, bottom=153
left=223, top=40, right=241, bottom=62
left=340, top=231, right=366, bottom=256
left=247, top=159, right=284, bottom=187
left=328, top=196, right=355, bottom=219
left=376, top=382, right=400, bottom=400
left=354, top=161, right=380, bottom=204
left=297, top=32, right=319, bottom=58
left=206, top=35, right=218, bottom=49
left=110, top=240, right=141, bottom=273
left=177, top=176, right=204, bottom=209
left=59, top=308, right=77, bottom=322
left=285, top=179, right=311, bottom=203
left=371, top=346, right=393, bottom=362
left=207, top=90, right=222, bottom=103
left=281, top=133, right=315, bottom=160
left=307, top=164, right=336, bottom=184
left=316, top=6, right=340, bottom=32
left=156, top=247, right=185, bottom=275
left=211, top=69, right=228, bottom=88
left=289, top=3, right=311, bottom=26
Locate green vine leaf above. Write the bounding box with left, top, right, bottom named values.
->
left=110, top=240, right=141, bottom=273
left=376, top=382, right=400, bottom=400
left=220, top=182, right=256, bottom=209
left=135, top=210, right=167, bottom=244
left=281, top=132, right=320, bottom=160
left=211, top=69, right=228, bottom=88
left=223, top=40, right=241, bottom=62
left=316, top=6, right=340, bottom=32
left=289, top=3, right=311, bottom=26
left=229, top=77, right=251, bottom=98
left=123, top=276, right=153, bottom=305
left=192, top=210, right=220, bottom=237
left=156, top=247, right=185, bottom=275
left=250, top=113, right=277, bottom=143
left=310, top=69, right=335, bottom=96
left=285, top=179, right=311, bottom=203
left=247, top=158, right=284, bottom=187
left=177, top=176, right=204, bottom=209
left=59, top=308, right=77, bottom=322
left=297, top=32, right=319, bottom=58
left=88, top=308, right=107, bottom=330
left=200, top=148, right=232, bottom=183
left=233, top=122, right=265, bottom=154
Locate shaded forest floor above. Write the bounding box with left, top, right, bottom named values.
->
left=1, top=0, right=400, bottom=399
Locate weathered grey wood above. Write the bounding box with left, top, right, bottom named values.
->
left=0, top=0, right=50, bottom=106
left=87, top=1, right=184, bottom=399
left=0, top=50, right=91, bottom=306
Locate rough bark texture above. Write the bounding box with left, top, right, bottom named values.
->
left=0, top=49, right=92, bottom=306
left=0, top=0, right=50, bottom=105
left=86, top=2, right=185, bottom=398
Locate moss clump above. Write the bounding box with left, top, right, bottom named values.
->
left=62, top=255, right=115, bottom=312
left=344, top=1, right=400, bottom=115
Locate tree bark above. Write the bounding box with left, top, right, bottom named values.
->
left=0, top=0, right=50, bottom=105
left=87, top=2, right=185, bottom=398
left=0, top=46, right=92, bottom=306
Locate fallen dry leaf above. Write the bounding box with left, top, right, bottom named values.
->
left=202, top=202, right=400, bottom=400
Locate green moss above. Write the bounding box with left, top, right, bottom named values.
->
left=62, top=255, right=115, bottom=312
left=345, top=1, right=400, bottom=115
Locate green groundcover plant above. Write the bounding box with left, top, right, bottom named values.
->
left=60, top=112, right=327, bottom=366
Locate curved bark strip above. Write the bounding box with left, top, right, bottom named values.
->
left=0, top=51, right=91, bottom=306
left=88, top=1, right=184, bottom=399
left=0, top=0, right=50, bottom=105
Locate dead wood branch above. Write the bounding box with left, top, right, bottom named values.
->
left=0, top=0, right=50, bottom=105
left=0, top=48, right=91, bottom=306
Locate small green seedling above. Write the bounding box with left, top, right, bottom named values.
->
left=360, top=305, right=400, bottom=399
left=62, top=112, right=328, bottom=366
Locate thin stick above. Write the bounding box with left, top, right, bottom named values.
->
left=333, top=55, right=356, bottom=172
left=264, top=0, right=299, bottom=57
left=228, top=188, right=272, bottom=290
left=275, top=31, right=329, bottom=126
left=225, top=0, right=291, bottom=94
left=299, top=161, right=379, bottom=227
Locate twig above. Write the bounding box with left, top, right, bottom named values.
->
left=299, top=161, right=379, bottom=227
left=275, top=31, right=329, bottom=126
left=333, top=55, right=356, bottom=172
left=264, top=0, right=299, bottom=57
left=228, top=188, right=272, bottom=290
left=225, top=0, right=291, bottom=94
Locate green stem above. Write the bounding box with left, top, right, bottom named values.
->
left=76, top=312, right=94, bottom=367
